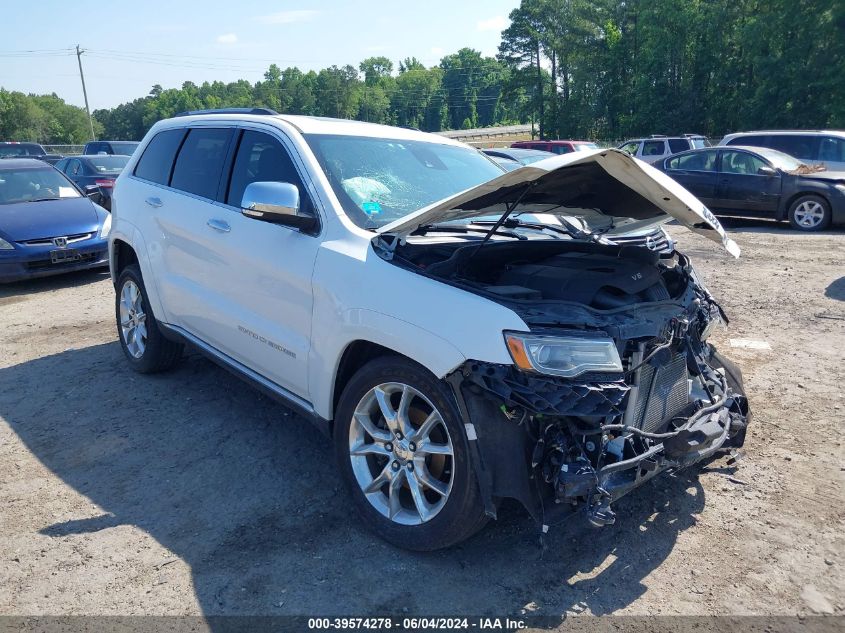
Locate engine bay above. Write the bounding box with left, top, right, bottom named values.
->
left=394, top=238, right=689, bottom=311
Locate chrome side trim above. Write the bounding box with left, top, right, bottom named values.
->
left=159, top=323, right=318, bottom=419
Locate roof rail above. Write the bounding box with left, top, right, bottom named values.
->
left=682, top=133, right=704, bottom=137
left=173, top=107, right=279, bottom=117
left=649, top=134, right=667, bottom=138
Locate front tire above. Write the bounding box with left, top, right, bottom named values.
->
left=115, top=264, right=182, bottom=373
left=788, top=194, right=831, bottom=231
left=333, top=356, right=487, bottom=550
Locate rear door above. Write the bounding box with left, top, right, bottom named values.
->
left=151, top=126, right=236, bottom=346
left=662, top=150, right=719, bottom=206
left=716, top=150, right=782, bottom=213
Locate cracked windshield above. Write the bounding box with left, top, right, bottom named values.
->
left=305, top=134, right=504, bottom=229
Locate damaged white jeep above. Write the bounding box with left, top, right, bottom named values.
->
left=110, top=111, right=750, bottom=550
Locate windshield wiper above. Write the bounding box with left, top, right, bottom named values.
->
left=413, top=224, right=526, bottom=240
left=25, top=197, right=62, bottom=203
left=469, top=218, right=575, bottom=239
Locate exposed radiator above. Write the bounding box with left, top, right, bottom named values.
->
left=633, top=352, right=690, bottom=433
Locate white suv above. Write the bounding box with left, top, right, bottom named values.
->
left=618, top=134, right=711, bottom=164
left=110, top=109, right=750, bottom=550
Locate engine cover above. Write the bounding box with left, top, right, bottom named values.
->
left=496, top=252, right=668, bottom=308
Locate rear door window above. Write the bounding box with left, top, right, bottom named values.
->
left=767, top=135, right=819, bottom=162
left=727, top=134, right=768, bottom=148
left=170, top=128, right=233, bottom=199
left=668, top=138, right=689, bottom=153
left=134, top=129, right=186, bottom=186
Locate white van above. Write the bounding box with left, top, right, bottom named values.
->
left=720, top=130, right=845, bottom=171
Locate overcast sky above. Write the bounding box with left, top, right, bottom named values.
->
left=1, top=0, right=516, bottom=111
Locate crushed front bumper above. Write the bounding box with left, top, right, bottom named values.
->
left=448, top=346, right=750, bottom=529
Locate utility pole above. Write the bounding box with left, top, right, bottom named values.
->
left=76, top=45, right=96, bottom=141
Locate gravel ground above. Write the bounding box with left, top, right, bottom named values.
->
left=0, top=218, right=842, bottom=622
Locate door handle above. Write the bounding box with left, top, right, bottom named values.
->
left=145, top=197, right=163, bottom=208
left=206, top=219, right=231, bottom=233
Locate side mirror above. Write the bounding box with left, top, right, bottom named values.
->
left=241, top=181, right=316, bottom=231
left=758, top=165, right=777, bottom=176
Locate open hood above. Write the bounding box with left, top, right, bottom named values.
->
left=376, top=148, right=740, bottom=257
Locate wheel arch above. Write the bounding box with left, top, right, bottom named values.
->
left=331, top=340, right=398, bottom=422
left=313, top=310, right=468, bottom=423
left=779, top=190, right=831, bottom=221
left=111, top=238, right=138, bottom=282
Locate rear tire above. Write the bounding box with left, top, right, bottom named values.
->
left=333, top=356, right=488, bottom=550
left=788, top=194, right=831, bottom=231
left=115, top=264, right=182, bottom=373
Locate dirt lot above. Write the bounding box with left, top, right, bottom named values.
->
left=0, top=218, right=843, bottom=622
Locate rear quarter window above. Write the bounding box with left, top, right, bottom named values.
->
left=133, top=129, right=186, bottom=186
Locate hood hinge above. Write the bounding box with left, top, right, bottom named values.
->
left=373, top=233, right=401, bottom=260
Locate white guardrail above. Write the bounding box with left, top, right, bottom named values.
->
left=43, top=145, right=85, bottom=155
left=436, top=124, right=534, bottom=140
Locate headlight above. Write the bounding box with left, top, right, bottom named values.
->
left=504, top=332, right=623, bottom=378
left=0, top=237, right=14, bottom=250
left=99, top=213, right=112, bottom=239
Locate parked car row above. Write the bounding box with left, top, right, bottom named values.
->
left=0, top=139, right=141, bottom=282
left=0, top=140, right=140, bottom=166
left=656, top=145, right=844, bottom=231
left=0, top=158, right=112, bottom=283
left=53, top=154, right=131, bottom=211
left=0, top=142, right=64, bottom=165
left=484, top=129, right=844, bottom=232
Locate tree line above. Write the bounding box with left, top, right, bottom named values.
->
left=2, top=0, right=842, bottom=145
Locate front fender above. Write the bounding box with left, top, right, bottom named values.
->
left=311, top=309, right=467, bottom=420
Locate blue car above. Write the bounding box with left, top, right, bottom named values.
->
left=0, top=159, right=111, bottom=283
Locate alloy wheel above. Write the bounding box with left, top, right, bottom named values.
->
left=349, top=382, right=454, bottom=526
left=793, top=200, right=825, bottom=228
left=119, top=279, right=147, bottom=358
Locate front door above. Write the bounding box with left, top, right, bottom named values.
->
left=199, top=127, right=320, bottom=398
left=716, top=150, right=782, bottom=213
